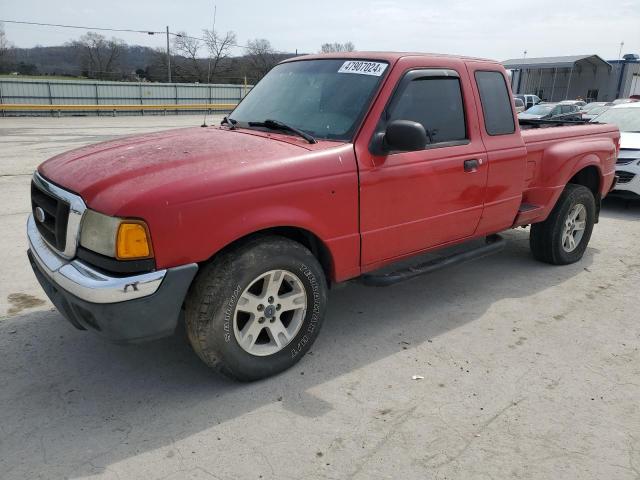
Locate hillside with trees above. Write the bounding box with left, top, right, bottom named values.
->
left=0, top=23, right=354, bottom=84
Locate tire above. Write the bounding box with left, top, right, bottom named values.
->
left=185, top=236, right=328, bottom=381
left=529, top=184, right=596, bottom=265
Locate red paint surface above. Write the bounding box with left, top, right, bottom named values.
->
left=39, top=52, right=620, bottom=282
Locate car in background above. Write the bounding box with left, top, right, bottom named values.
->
left=580, top=102, right=609, bottom=113
left=612, top=98, right=640, bottom=105
left=514, top=94, right=541, bottom=110
left=560, top=99, right=587, bottom=108
left=518, top=102, right=582, bottom=121
left=513, top=97, right=525, bottom=113
left=592, top=102, right=640, bottom=199
left=582, top=104, right=611, bottom=121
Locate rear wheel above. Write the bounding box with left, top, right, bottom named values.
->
left=185, top=236, right=327, bottom=381
left=529, top=184, right=596, bottom=265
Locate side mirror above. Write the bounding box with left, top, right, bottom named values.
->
left=384, top=120, right=428, bottom=153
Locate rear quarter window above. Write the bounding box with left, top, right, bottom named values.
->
left=475, top=71, right=516, bottom=135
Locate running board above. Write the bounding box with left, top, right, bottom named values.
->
left=360, top=235, right=506, bottom=287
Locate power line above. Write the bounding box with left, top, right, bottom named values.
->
left=0, top=19, right=250, bottom=49
left=1, top=19, right=158, bottom=35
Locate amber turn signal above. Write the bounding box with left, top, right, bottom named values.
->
left=116, top=221, right=153, bottom=260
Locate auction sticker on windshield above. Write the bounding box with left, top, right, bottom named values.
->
left=338, top=61, right=387, bottom=76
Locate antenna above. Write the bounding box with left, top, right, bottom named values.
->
left=202, top=2, right=217, bottom=127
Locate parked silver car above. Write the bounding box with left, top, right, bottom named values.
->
left=518, top=102, right=582, bottom=121
left=581, top=104, right=611, bottom=121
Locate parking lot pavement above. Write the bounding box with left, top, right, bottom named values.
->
left=1, top=117, right=640, bottom=480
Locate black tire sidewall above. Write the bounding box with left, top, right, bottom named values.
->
left=200, top=239, right=327, bottom=380
left=550, top=186, right=595, bottom=264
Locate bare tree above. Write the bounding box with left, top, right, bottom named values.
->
left=203, top=29, right=237, bottom=82
left=320, top=42, right=355, bottom=53
left=70, top=32, right=125, bottom=80
left=0, top=23, right=16, bottom=73
left=0, top=23, right=11, bottom=61
left=0, top=23, right=8, bottom=57
left=246, top=38, right=278, bottom=79
left=172, top=31, right=203, bottom=82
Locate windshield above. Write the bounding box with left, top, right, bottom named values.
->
left=230, top=59, right=388, bottom=141
left=593, top=107, right=640, bottom=131
left=524, top=105, right=553, bottom=115
left=582, top=103, right=603, bottom=112
left=586, top=106, right=608, bottom=116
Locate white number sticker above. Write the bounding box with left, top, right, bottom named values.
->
left=338, top=61, right=387, bottom=76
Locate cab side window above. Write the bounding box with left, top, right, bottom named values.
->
left=386, top=74, right=467, bottom=146
left=475, top=70, right=515, bottom=135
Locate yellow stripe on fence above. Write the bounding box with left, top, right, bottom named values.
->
left=0, top=103, right=237, bottom=112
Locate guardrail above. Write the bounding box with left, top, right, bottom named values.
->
left=0, top=103, right=238, bottom=116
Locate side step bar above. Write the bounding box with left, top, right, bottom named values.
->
left=360, top=235, right=506, bottom=287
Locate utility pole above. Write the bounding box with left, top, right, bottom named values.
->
left=166, top=26, right=172, bottom=83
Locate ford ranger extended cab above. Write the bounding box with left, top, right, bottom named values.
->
left=27, top=52, right=619, bottom=380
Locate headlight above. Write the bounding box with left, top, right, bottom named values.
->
left=80, top=210, right=153, bottom=260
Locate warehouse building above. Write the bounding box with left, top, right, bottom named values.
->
left=503, top=53, right=640, bottom=102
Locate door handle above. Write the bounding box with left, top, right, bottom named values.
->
left=464, top=159, right=480, bottom=172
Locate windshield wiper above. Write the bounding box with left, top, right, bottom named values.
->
left=247, top=119, right=317, bottom=144
left=220, top=116, right=237, bottom=130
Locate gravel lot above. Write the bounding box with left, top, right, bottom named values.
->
left=1, top=116, right=639, bottom=480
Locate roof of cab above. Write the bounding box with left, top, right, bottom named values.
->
left=280, top=51, right=497, bottom=64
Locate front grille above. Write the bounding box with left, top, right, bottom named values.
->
left=616, top=171, right=635, bottom=184
left=616, top=158, right=634, bottom=165
left=31, top=180, right=70, bottom=251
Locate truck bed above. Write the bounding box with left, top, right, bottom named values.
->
left=515, top=122, right=620, bottom=226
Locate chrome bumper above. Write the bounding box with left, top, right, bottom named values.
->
left=27, top=214, right=166, bottom=304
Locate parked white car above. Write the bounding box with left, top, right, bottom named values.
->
left=593, top=103, right=640, bottom=198
left=513, top=94, right=541, bottom=110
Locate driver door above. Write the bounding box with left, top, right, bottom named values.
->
left=357, top=63, right=488, bottom=267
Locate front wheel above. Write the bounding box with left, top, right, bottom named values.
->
left=185, top=236, right=328, bottom=381
left=529, top=184, right=596, bottom=265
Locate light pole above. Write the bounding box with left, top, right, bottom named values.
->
left=166, top=26, right=172, bottom=83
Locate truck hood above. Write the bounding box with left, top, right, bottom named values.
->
left=39, top=126, right=343, bottom=216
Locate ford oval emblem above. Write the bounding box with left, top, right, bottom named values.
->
left=34, top=206, right=46, bottom=223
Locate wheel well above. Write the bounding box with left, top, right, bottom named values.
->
left=568, top=165, right=601, bottom=221
left=568, top=166, right=600, bottom=196
left=206, top=227, right=334, bottom=283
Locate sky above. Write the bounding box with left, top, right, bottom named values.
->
left=1, top=0, right=639, bottom=61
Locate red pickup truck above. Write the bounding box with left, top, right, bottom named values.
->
left=28, top=52, right=619, bottom=380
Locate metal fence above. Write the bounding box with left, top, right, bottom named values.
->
left=0, top=77, right=252, bottom=116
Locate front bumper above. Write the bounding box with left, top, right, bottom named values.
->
left=612, top=162, right=640, bottom=198
left=27, top=214, right=198, bottom=343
